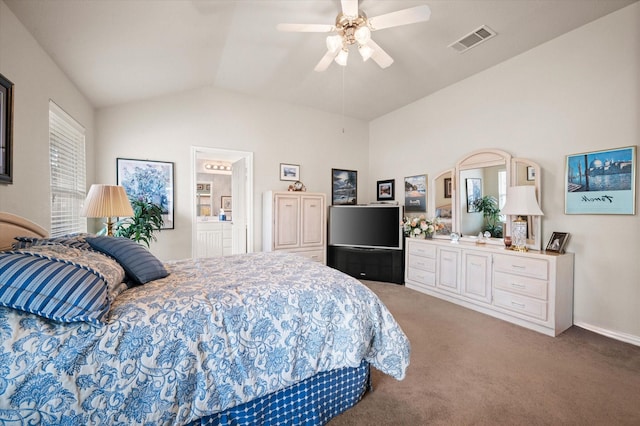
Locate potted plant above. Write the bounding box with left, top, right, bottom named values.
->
left=112, top=199, right=164, bottom=247
left=473, top=195, right=503, bottom=238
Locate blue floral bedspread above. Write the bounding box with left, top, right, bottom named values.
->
left=0, top=252, right=410, bottom=425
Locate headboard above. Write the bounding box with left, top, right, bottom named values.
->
left=0, top=212, right=49, bottom=251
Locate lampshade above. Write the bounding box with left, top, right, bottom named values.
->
left=326, top=34, right=342, bottom=53
left=81, top=184, right=134, bottom=236
left=501, top=186, right=543, bottom=251
left=501, top=186, right=543, bottom=217
left=335, top=49, right=349, bottom=66
left=358, top=44, right=374, bottom=61
left=354, top=26, right=371, bottom=45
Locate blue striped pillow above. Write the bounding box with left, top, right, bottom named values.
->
left=85, top=237, right=169, bottom=285
left=0, top=252, right=110, bottom=325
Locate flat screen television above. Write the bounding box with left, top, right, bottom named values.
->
left=328, top=205, right=403, bottom=250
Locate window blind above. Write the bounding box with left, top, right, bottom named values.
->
left=49, top=101, right=87, bottom=237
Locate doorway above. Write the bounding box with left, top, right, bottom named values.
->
left=191, top=146, right=254, bottom=258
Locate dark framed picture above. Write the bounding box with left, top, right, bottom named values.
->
left=117, top=158, right=175, bottom=229
left=546, top=232, right=570, bottom=254
left=221, top=195, right=232, bottom=211
left=332, top=168, right=357, bottom=205
left=466, top=178, right=482, bottom=213
left=0, top=73, right=14, bottom=184
left=444, top=177, right=452, bottom=198
left=404, top=175, right=427, bottom=212
left=280, top=163, right=300, bottom=181
left=527, top=166, right=536, bottom=181
left=377, top=179, right=395, bottom=201
left=565, top=145, right=636, bottom=215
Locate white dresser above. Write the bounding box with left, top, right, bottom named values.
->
left=405, top=238, right=574, bottom=336
left=263, top=191, right=326, bottom=264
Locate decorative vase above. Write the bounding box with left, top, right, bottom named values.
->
left=425, top=232, right=433, bottom=239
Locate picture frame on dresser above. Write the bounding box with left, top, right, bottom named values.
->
left=0, top=73, right=14, bottom=184
left=546, top=232, right=570, bottom=254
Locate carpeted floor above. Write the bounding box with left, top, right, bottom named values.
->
left=329, top=280, right=640, bottom=425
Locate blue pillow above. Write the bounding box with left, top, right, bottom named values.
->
left=0, top=252, right=109, bottom=325
left=85, top=237, right=168, bottom=285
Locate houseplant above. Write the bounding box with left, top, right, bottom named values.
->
left=472, top=195, right=503, bottom=238
left=112, top=199, right=164, bottom=247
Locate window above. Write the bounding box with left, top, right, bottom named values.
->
left=49, top=101, right=87, bottom=236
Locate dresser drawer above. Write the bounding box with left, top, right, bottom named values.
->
left=494, top=289, right=548, bottom=321
left=493, top=255, right=548, bottom=280
left=494, top=271, right=548, bottom=300
left=407, top=267, right=435, bottom=287
left=406, top=241, right=436, bottom=258
left=408, top=254, right=436, bottom=272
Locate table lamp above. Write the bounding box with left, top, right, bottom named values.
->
left=500, top=186, right=543, bottom=252
left=80, top=184, right=134, bottom=236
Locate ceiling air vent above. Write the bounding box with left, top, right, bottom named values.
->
left=449, top=25, right=496, bottom=53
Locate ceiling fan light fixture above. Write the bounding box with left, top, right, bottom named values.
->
left=358, top=44, right=374, bottom=61
left=335, top=49, right=349, bottom=66
left=354, top=26, right=371, bottom=45
left=326, top=34, right=343, bottom=53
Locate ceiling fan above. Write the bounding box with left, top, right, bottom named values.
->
left=277, top=0, right=431, bottom=72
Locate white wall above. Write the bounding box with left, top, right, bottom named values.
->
left=96, top=86, right=369, bottom=260
left=0, top=1, right=95, bottom=225
left=369, top=4, right=640, bottom=342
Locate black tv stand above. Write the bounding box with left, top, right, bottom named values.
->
left=328, top=245, right=404, bottom=284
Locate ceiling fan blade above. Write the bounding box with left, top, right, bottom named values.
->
left=366, top=39, right=394, bottom=69
left=276, top=23, right=335, bottom=33
left=314, top=50, right=338, bottom=72
left=341, top=0, right=359, bottom=18
left=368, top=5, right=431, bottom=31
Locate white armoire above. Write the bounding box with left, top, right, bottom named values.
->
left=262, top=191, right=326, bottom=264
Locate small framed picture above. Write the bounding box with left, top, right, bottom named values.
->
left=444, top=177, right=452, bottom=198
left=280, top=163, right=300, bottom=181
left=466, top=178, right=482, bottom=213
left=377, top=179, right=395, bottom=201
left=527, top=166, right=536, bottom=181
left=546, top=232, right=570, bottom=254
left=221, top=196, right=232, bottom=211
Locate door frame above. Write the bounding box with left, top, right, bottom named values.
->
left=191, top=146, right=254, bottom=258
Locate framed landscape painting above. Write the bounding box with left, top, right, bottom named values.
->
left=404, top=175, right=426, bottom=212
left=377, top=179, right=395, bottom=201
left=117, top=158, right=175, bottom=229
left=565, top=145, right=636, bottom=215
left=332, top=168, right=357, bottom=205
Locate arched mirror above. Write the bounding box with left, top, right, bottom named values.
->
left=511, top=158, right=542, bottom=250
left=455, top=149, right=511, bottom=245
left=430, top=169, right=455, bottom=237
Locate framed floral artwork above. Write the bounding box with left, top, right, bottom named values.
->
left=117, top=158, right=174, bottom=229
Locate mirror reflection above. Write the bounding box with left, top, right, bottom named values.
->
left=433, top=170, right=453, bottom=235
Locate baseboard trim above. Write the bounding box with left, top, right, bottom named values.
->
left=574, top=321, right=640, bottom=347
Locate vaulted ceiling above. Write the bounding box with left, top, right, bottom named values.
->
left=5, top=0, right=636, bottom=120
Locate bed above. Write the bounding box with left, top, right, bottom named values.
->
left=0, top=212, right=410, bottom=425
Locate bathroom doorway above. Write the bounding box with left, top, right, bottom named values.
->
left=191, top=146, right=254, bottom=258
